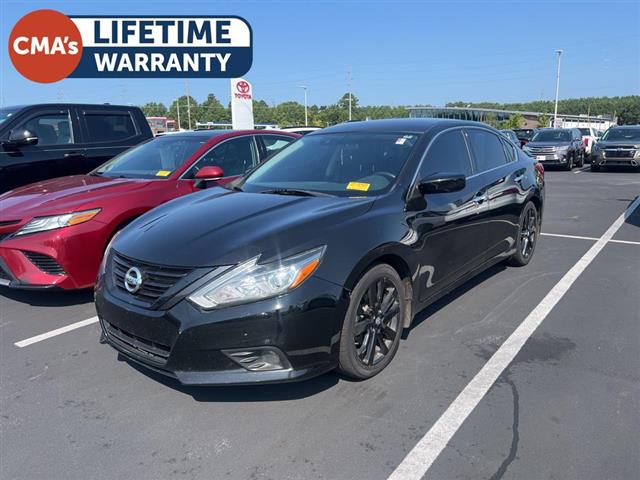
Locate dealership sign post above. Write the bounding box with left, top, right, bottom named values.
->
left=231, top=78, right=255, bottom=130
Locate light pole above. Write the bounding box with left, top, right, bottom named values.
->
left=299, top=85, right=308, bottom=126
left=553, top=49, right=563, bottom=127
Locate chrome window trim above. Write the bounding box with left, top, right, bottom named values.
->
left=179, top=135, right=259, bottom=180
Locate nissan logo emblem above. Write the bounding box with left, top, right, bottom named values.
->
left=124, top=267, right=143, bottom=293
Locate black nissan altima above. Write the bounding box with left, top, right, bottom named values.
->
left=95, top=119, right=545, bottom=385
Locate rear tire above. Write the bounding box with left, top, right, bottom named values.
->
left=578, top=152, right=585, bottom=168
left=590, top=164, right=601, bottom=172
left=507, top=201, right=539, bottom=267
left=337, top=264, right=405, bottom=380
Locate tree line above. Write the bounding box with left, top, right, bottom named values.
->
left=140, top=94, right=639, bottom=129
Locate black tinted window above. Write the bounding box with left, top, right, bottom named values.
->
left=187, top=136, right=257, bottom=178
left=467, top=129, right=508, bottom=172
left=421, top=130, right=472, bottom=177
left=84, top=112, right=136, bottom=142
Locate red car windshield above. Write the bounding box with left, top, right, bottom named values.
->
left=93, top=135, right=208, bottom=179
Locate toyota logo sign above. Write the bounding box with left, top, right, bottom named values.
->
left=124, top=267, right=143, bottom=293
left=236, top=80, right=250, bottom=94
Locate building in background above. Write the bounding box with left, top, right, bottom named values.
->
left=146, top=116, right=177, bottom=136
left=408, top=106, right=616, bottom=130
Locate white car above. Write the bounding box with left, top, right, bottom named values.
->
left=578, top=127, right=600, bottom=158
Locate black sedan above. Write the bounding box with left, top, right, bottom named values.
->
left=95, top=119, right=545, bottom=385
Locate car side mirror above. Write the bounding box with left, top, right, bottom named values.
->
left=418, top=173, right=466, bottom=194
left=194, top=165, right=224, bottom=189
left=6, top=128, right=38, bottom=147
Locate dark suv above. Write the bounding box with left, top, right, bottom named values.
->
left=0, top=104, right=152, bottom=193
left=590, top=125, right=640, bottom=171
left=522, top=128, right=586, bottom=170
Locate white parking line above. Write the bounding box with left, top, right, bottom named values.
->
left=541, top=232, right=640, bottom=246
left=388, top=196, right=640, bottom=480
left=14, top=317, right=99, bottom=348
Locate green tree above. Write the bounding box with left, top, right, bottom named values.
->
left=140, top=102, right=167, bottom=117
left=537, top=113, right=550, bottom=128
left=500, top=113, right=524, bottom=129
left=199, top=93, right=229, bottom=123
left=168, top=95, right=199, bottom=129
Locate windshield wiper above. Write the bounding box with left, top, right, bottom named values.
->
left=260, top=188, right=333, bottom=197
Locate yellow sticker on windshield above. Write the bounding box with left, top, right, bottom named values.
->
left=346, top=182, right=370, bottom=191
left=156, top=170, right=171, bottom=177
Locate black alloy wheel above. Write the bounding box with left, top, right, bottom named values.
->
left=338, top=264, right=405, bottom=379
left=507, top=201, right=539, bottom=267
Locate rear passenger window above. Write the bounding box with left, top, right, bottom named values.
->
left=83, top=112, right=137, bottom=142
left=501, top=138, right=516, bottom=163
left=466, top=129, right=508, bottom=172
left=421, top=130, right=473, bottom=178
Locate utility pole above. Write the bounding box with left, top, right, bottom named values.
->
left=176, top=103, right=181, bottom=130
left=299, top=86, right=308, bottom=126
left=347, top=67, right=353, bottom=121
left=185, top=80, right=192, bottom=130
left=553, top=49, right=563, bottom=127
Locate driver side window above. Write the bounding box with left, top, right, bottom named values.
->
left=420, top=129, right=473, bottom=178
left=185, top=136, right=258, bottom=179
left=18, top=111, right=74, bottom=146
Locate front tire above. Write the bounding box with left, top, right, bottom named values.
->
left=591, top=164, right=601, bottom=172
left=337, top=264, right=405, bottom=380
left=507, top=201, right=539, bottom=267
left=564, top=154, right=574, bottom=171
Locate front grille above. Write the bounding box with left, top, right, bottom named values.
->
left=23, top=251, right=66, bottom=275
left=604, top=148, right=635, bottom=158
left=104, top=321, right=171, bottom=366
left=111, top=252, right=192, bottom=304
left=528, top=146, right=557, bottom=154
left=0, top=220, right=20, bottom=227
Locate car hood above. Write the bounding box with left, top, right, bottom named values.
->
left=0, top=175, right=152, bottom=220
left=597, top=140, right=640, bottom=147
left=114, top=188, right=375, bottom=267
left=526, top=141, right=571, bottom=148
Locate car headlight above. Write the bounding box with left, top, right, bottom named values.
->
left=188, top=246, right=326, bottom=309
left=556, top=145, right=570, bottom=153
left=14, top=209, right=101, bottom=236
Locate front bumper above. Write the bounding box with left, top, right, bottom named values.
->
left=591, top=154, right=640, bottom=167
left=95, top=273, right=349, bottom=385
left=528, top=152, right=569, bottom=165
left=0, top=220, right=108, bottom=290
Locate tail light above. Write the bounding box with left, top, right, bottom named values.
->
left=583, top=138, right=589, bottom=146
left=521, top=139, right=529, bottom=146
left=534, top=162, right=545, bottom=180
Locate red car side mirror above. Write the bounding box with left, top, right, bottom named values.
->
left=195, top=165, right=224, bottom=180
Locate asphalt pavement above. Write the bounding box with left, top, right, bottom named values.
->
left=1, top=165, right=639, bottom=480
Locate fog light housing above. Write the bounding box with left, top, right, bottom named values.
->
left=223, top=347, right=291, bottom=372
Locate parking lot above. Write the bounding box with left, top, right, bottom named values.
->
left=1, top=166, right=638, bottom=480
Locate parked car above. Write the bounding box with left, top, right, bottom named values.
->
left=578, top=127, right=599, bottom=160
left=590, top=125, right=640, bottom=171
left=95, top=118, right=545, bottom=385
left=0, top=130, right=299, bottom=290
left=523, top=128, right=585, bottom=170
left=0, top=104, right=153, bottom=193
left=513, top=128, right=537, bottom=147
left=500, top=129, right=522, bottom=147
left=279, top=126, right=322, bottom=136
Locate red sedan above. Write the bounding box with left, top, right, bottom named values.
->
left=0, top=130, right=299, bottom=290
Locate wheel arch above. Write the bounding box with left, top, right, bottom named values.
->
left=343, top=244, right=417, bottom=329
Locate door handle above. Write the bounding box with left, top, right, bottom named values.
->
left=63, top=152, right=86, bottom=158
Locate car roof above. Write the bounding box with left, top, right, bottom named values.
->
left=318, top=118, right=491, bottom=135
left=162, top=129, right=298, bottom=140
left=2, top=103, right=144, bottom=110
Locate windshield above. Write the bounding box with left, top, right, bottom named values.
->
left=515, top=129, right=535, bottom=140
left=601, top=128, right=640, bottom=142
left=0, top=106, right=22, bottom=125
left=579, top=128, right=591, bottom=136
left=531, top=130, right=571, bottom=142
left=94, top=135, right=207, bottom=178
left=240, top=132, right=420, bottom=197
